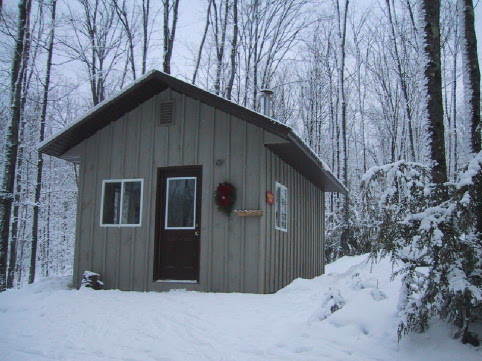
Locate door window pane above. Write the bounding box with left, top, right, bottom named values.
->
left=165, top=177, right=196, bottom=229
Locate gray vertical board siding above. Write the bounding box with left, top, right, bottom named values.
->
left=106, top=114, right=126, bottom=289
left=76, top=135, right=97, bottom=286
left=227, top=116, right=245, bottom=292
left=183, top=96, right=199, bottom=165
left=321, top=192, right=325, bottom=274
left=264, top=149, right=325, bottom=292
left=119, top=111, right=138, bottom=290
left=244, top=123, right=261, bottom=293
left=264, top=147, right=273, bottom=293
left=72, top=142, right=86, bottom=287
left=198, top=102, right=215, bottom=292
left=257, top=133, right=267, bottom=294
left=166, top=90, right=183, bottom=166
left=91, top=124, right=112, bottom=285
left=147, top=93, right=163, bottom=291
left=133, top=101, right=151, bottom=291
left=211, top=108, right=229, bottom=291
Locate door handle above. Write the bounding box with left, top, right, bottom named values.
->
left=195, top=231, right=199, bottom=236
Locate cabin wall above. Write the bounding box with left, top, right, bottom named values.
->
left=263, top=149, right=325, bottom=293
left=73, top=89, right=267, bottom=293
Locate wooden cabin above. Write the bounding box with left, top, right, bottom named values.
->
left=40, top=70, right=346, bottom=294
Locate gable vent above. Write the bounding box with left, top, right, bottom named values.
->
left=160, top=100, right=175, bottom=125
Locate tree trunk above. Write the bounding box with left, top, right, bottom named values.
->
left=192, top=0, right=212, bottom=85
left=163, top=0, right=180, bottom=74
left=142, top=0, right=150, bottom=75
left=213, top=0, right=229, bottom=96
left=29, top=0, right=57, bottom=285
left=113, top=0, right=136, bottom=80
left=385, top=0, right=416, bottom=161
left=459, top=0, right=481, bottom=153
left=420, top=0, right=447, bottom=185
left=0, top=0, right=32, bottom=292
left=335, top=0, right=349, bottom=253
left=226, top=0, right=238, bottom=100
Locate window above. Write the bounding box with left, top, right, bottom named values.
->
left=101, top=179, right=143, bottom=226
left=275, top=182, right=288, bottom=232
left=165, top=177, right=197, bottom=229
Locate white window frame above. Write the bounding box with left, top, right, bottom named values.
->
left=164, top=176, right=197, bottom=230
left=100, top=178, right=143, bottom=227
left=275, top=182, right=288, bottom=232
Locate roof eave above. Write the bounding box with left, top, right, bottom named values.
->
left=286, top=132, right=348, bottom=194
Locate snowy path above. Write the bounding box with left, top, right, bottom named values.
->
left=1, top=255, right=481, bottom=361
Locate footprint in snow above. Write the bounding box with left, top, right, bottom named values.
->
left=370, top=288, right=387, bottom=301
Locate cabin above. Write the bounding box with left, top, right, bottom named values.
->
left=39, top=70, right=346, bottom=294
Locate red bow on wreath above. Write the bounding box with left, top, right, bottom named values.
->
left=218, top=183, right=233, bottom=206
left=215, top=182, right=237, bottom=215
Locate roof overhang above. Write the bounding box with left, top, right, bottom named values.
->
left=39, top=70, right=346, bottom=193
left=266, top=137, right=347, bottom=193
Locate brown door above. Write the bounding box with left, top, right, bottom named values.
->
left=154, top=166, right=202, bottom=281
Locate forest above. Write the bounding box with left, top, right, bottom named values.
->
left=0, top=0, right=481, bottom=344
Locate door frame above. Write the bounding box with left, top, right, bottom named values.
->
left=153, top=165, right=203, bottom=281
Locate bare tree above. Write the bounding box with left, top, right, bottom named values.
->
left=192, top=0, right=212, bottom=84
left=420, top=0, right=447, bottom=185
left=385, top=0, right=416, bottom=161
left=113, top=0, right=138, bottom=79
left=459, top=0, right=481, bottom=264
left=62, top=0, right=123, bottom=105
left=141, top=0, right=151, bottom=74
left=162, top=0, right=180, bottom=74
left=225, top=0, right=238, bottom=100
left=0, top=0, right=32, bottom=292
left=238, top=0, right=308, bottom=108
left=212, top=0, right=230, bottom=95
left=334, top=0, right=350, bottom=252
left=29, top=0, right=57, bottom=284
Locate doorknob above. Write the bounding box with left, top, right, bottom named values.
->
left=195, top=231, right=199, bottom=236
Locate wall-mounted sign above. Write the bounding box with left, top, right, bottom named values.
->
left=266, top=191, right=275, bottom=205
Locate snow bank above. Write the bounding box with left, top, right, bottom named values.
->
left=1, top=255, right=480, bottom=361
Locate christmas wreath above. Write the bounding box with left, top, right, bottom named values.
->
left=214, top=182, right=237, bottom=216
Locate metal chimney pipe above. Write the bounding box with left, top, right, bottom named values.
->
left=259, top=89, right=273, bottom=117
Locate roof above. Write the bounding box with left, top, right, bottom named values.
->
left=39, top=70, right=346, bottom=193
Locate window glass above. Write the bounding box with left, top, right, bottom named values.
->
left=102, top=182, right=122, bottom=224
left=101, top=180, right=142, bottom=226
left=275, top=182, right=288, bottom=232
left=122, top=181, right=142, bottom=225
left=165, top=177, right=196, bottom=229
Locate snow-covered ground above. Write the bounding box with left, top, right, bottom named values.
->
left=1, top=254, right=480, bottom=361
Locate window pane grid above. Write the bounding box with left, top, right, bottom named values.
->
left=101, top=179, right=143, bottom=227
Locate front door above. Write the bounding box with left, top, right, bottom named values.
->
left=154, top=166, right=202, bottom=281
